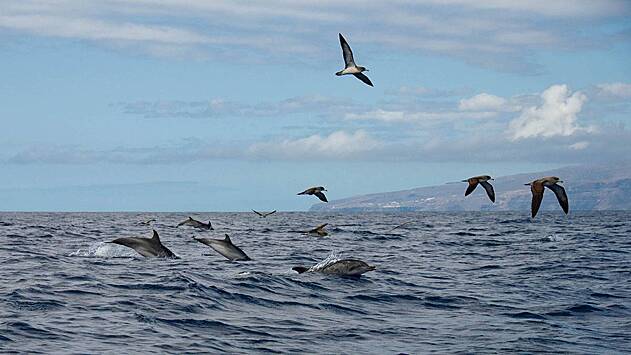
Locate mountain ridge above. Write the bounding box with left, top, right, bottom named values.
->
left=310, top=162, right=631, bottom=212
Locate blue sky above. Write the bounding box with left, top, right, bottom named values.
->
left=1, top=0, right=630, bottom=211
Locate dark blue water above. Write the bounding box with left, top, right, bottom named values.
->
left=1, top=212, right=630, bottom=353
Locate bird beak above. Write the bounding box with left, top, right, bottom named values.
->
left=490, top=178, right=495, bottom=181
left=558, top=180, right=564, bottom=183
left=524, top=183, right=530, bottom=186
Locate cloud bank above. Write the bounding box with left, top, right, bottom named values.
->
left=1, top=0, right=629, bottom=71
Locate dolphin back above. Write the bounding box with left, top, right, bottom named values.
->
left=322, top=259, right=375, bottom=276
left=109, top=231, right=176, bottom=258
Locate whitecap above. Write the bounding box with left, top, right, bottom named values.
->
left=69, top=241, right=138, bottom=258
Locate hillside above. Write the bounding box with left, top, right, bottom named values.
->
left=310, top=163, right=631, bottom=212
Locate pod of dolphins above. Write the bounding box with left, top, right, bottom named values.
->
left=105, top=34, right=571, bottom=278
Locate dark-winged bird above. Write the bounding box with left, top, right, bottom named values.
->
left=297, top=186, right=328, bottom=202
left=252, top=209, right=277, bottom=218
left=525, top=176, right=569, bottom=218
left=336, top=33, right=373, bottom=87
left=463, top=175, right=495, bottom=203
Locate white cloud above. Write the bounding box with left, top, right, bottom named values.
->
left=0, top=0, right=628, bottom=69
left=596, top=82, right=631, bottom=98
left=346, top=109, right=497, bottom=123
left=118, top=95, right=355, bottom=118
left=507, top=84, right=591, bottom=140
left=458, top=93, right=519, bottom=111
left=568, top=141, right=589, bottom=150
left=423, top=0, right=628, bottom=17
left=247, top=130, right=380, bottom=159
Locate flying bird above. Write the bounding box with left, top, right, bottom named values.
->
left=307, top=223, right=329, bottom=237
left=525, top=176, right=569, bottom=218
left=297, top=186, right=328, bottom=202
left=138, top=218, right=156, bottom=226
left=463, top=175, right=495, bottom=203
left=389, top=220, right=414, bottom=232
left=336, top=33, right=373, bottom=87
left=252, top=209, right=277, bottom=218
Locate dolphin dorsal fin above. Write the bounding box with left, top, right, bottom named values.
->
left=152, top=230, right=160, bottom=242
left=224, top=234, right=231, bottom=243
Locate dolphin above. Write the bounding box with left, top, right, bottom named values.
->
left=107, top=230, right=177, bottom=258
left=194, top=234, right=250, bottom=261
left=177, top=216, right=213, bottom=230
left=292, top=259, right=376, bottom=277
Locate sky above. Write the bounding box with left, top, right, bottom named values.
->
left=0, top=0, right=630, bottom=211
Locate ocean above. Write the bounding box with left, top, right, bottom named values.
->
left=1, top=212, right=630, bottom=354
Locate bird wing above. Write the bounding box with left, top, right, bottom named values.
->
left=252, top=209, right=263, bottom=217
left=353, top=73, right=373, bottom=87
left=390, top=220, right=413, bottom=231
left=314, top=191, right=328, bottom=202
left=546, top=183, right=569, bottom=214
left=310, top=223, right=328, bottom=232
left=465, top=181, right=479, bottom=196
left=339, top=33, right=355, bottom=68
left=530, top=183, right=545, bottom=218
left=264, top=210, right=277, bottom=217
left=479, top=181, right=496, bottom=203
left=298, top=187, right=314, bottom=195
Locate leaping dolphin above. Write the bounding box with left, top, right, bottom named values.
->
left=177, top=216, right=213, bottom=230
left=194, top=234, right=250, bottom=261
left=292, top=259, right=376, bottom=277
left=107, top=230, right=177, bottom=258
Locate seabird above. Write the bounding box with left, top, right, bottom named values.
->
left=336, top=33, right=373, bottom=87
left=138, top=218, right=156, bottom=226
left=252, top=209, right=277, bottom=218
left=307, top=223, right=329, bottom=237
left=292, top=259, right=376, bottom=277
left=177, top=216, right=213, bottom=230
left=297, top=186, right=328, bottom=202
left=525, top=176, right=569, bottom=218
left=389, top=220, right=414, bottom=232
left=463, top=175, right=495, bottom=203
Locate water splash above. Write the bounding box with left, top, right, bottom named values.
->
left=309, top=251, right=344, bottom=272
left=544, top=235, right=565, bottom=242
left=69, top=242, right=138, bottom=258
